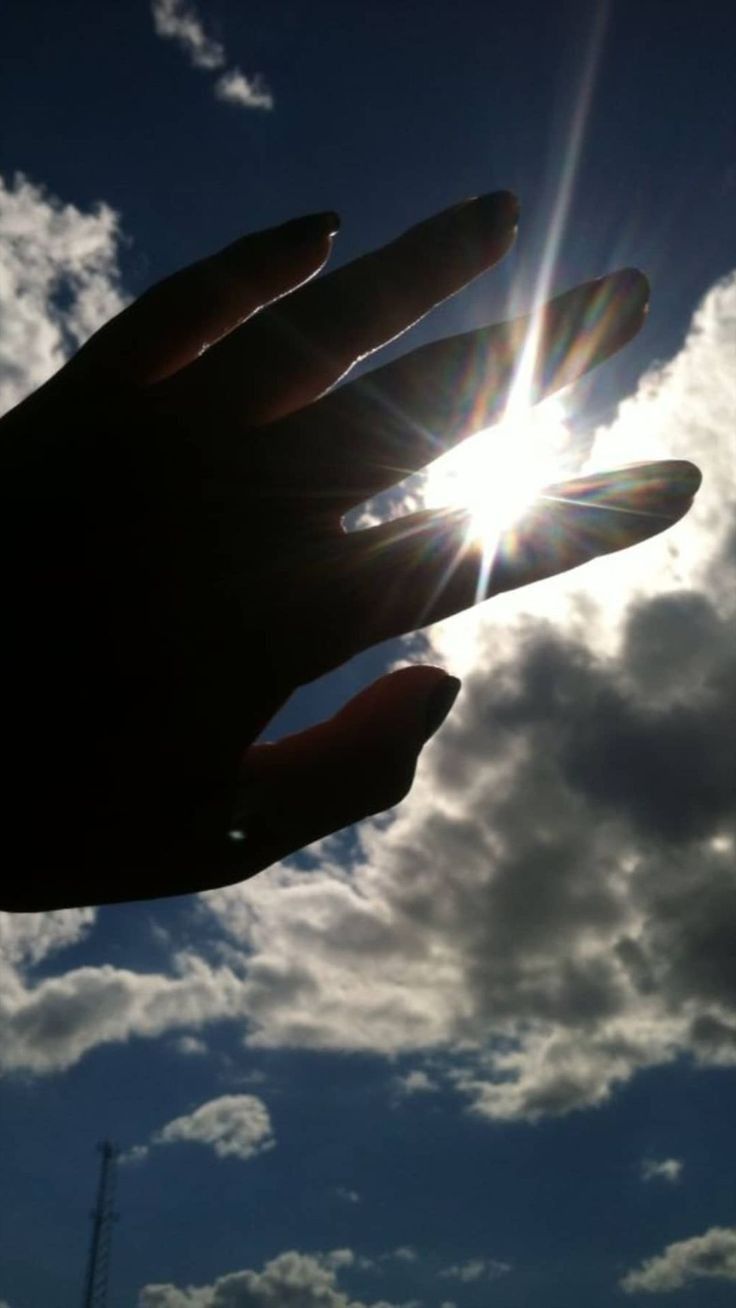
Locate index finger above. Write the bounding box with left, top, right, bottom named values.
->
left=162, top=191, right=520, bottom=428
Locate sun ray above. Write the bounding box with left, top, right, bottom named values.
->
left=417, top=5, right=611, bottom=602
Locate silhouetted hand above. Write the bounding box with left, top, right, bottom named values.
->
left=0, top=193, right=700, bottom=910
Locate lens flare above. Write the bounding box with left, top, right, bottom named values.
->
left=422, top=394, right=574, bottom=547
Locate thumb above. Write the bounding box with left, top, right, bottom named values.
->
left=222, top=666, right=461, bottom=879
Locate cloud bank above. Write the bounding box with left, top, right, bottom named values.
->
left=2, top=172, right=735, bottom=1142
left=151, top=0, right=274, bottom=110
left=200, top=268, right=736, bottom=1122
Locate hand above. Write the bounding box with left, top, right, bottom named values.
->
left=0, top=192, right=700, bottom=910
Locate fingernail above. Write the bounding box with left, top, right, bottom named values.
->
left=610, top=266, right=650, bottom=308
left=418, top=190, right=519, bottom=240
left=281, top=211, right=341, bottom=243
left=473, top=189, right=520, bottom=229
left=423, top=675, right=462, bottom=741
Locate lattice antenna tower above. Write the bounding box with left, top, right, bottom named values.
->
left=81, top=1140, right=119, bottom=1308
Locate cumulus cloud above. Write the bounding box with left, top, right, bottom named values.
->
left=198, top=269, right=736, bottom=1123
left=151, top=1095, right=274, bottom=1161
left=2, top=168, right=735, bottom=1140
left=336, top=1187, right=361, bottom=1204
left=151, top=0, right=273, bottom=110
left=0, top=172, right=126, bottom=414
left=439, top=1258, right=510, bottom=1282
left=641, top=1158, right=683, bottom=1184
left=138, top=1248, right=407, bottom=1308
left=620, top=1226, right=736, bottom=1293
left=2, top=941, right=244, bottom=1072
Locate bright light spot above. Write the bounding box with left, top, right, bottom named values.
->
left=423, top=395, right=574, bottom=548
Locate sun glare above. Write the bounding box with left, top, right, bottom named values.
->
left=422, top=395, right=574, bottom=549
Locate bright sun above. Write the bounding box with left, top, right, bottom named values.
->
left=422, top=395, right=574, bottom=548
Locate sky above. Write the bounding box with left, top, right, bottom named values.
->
left=1, top=1, right=735, bottom=1306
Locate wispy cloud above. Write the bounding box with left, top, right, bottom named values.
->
left=150, top=0, right=274, bottom=110
left=173, top=1034, right=208, bottom=1056
left=641, top=1157, right=683, bottom=1184
left=440, top=1257, right=511, bottom=1283
left=393, top=1069, right=438, bottom=1097
left=621, top=1225, right=736, bottom=1293
left=151, top=0, right=223, bottom=68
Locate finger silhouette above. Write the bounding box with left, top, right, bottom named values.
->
left=338, top=461, right=702, bottom=645
left=215, top=665, right=461, bottom=883
left=78, top=212, right=340, bottom=385
left=162, top=191, right=519, bottom=427
left=266, top=269, right=649, bottom=509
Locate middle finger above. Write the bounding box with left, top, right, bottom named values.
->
left=267, top=268, right=650, bottom=511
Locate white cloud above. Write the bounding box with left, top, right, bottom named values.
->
left=641, top=1158, right=683, bottom=1184
left=215, top=69, right=274, bottom=111
left=336, top=1187, right=361, bottom=1204
left=2, top=169, right=735, bottom=1140
left=120, top=1144, right=150, bottom=1166
left=150, top=0, right=273, bottom=110
left=151, top=0, right=225, bottom=69
left=0, top=947, right=242, bottom=1076
left=439, top=1258, right=510, bottom=1282
left=138, top=1248, right=407, bottom=1308
left=0, top=906, right=95, bottom=968
left=394, top=1070, right=438, bottom=1096
left=0, top=172, right=126, bottom=415
left=394, top=1067, right=441, bottom=1098
left=198, top=269, right=736, bottom=1123
left=152, top=1094, right=274, bottom=1161
left=174, top=1035, right=208, bottom=1056
left=621, top=1226, right=736, bottom=1293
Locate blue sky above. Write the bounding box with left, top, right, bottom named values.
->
left=1, top=2, right=735, bottom=1306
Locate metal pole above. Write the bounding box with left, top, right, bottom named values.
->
left=81, top=1141, right=118, bottom=1308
